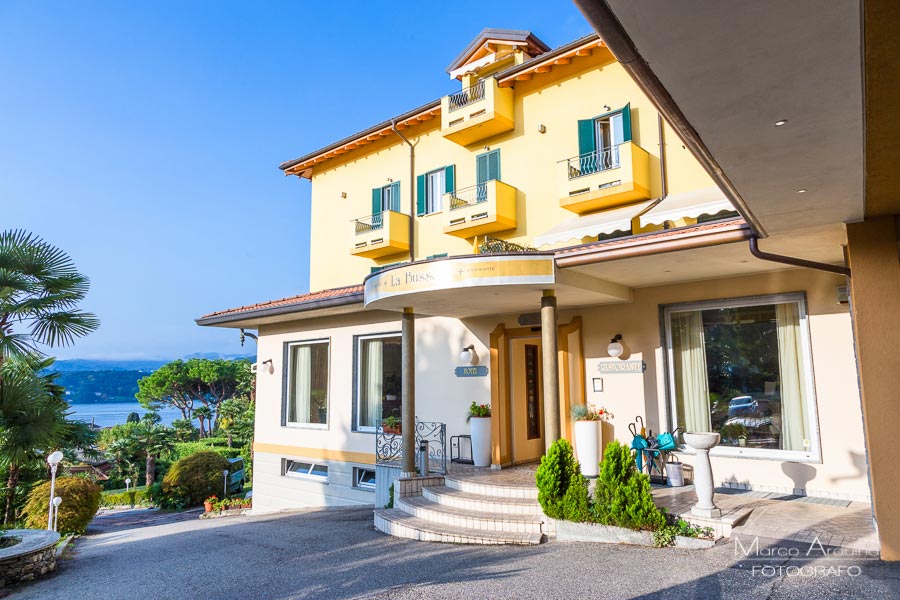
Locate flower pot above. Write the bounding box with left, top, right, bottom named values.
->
left=574, top=420, right=601, bottom=477
left=383, top=425, right=401, bottom=435
left=203, top=501, right=213, bottom=513
left=470, top=416, right=492, bottom=467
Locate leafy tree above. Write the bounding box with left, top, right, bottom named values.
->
left=126, top=412, right=140, bottom=424
left=217, top=397, right=254, bottom=448
left=141, top=411, right=161, bottom=426
left=0, top=355, right=93, bottom=524
left=134, top=424, right=175, bottom=487
left=193, top=405, right=212, bottom=439
left=136, top=358, right=253, bottom=422
left=0, top=229, right=99, bottom=367
left=170, top=418, right=197, bottom=442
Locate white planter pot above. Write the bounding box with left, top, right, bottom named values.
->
left=470, top=417, right=492, bottom=467
left=574, top=420, right=601, bottom=477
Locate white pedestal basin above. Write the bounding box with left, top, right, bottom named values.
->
left=683, top=432, right=722, bottom=518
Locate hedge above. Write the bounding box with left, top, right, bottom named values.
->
left=174, top=441, right=242, bottom=461
left=23, top=477, right=102, bottom=534
left=162, top=451, right=230, bottom=507
left=100, top=486, right=150, bottom=508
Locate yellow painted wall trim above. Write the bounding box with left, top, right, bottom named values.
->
left=254, top=442, right=375, bottom=465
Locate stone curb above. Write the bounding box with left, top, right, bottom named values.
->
left=551, top=519, right=718, bottom=549
left=199, top=508, right=251, bottom=520
left=55, top=535, right=75, bottom=558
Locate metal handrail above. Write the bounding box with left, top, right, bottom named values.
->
left=353, top=213, right=384, bottom=234
left=562, top=145, right=622, bottom=180
left=447, top=79, right=486, bottom=112
left=375, top=420, right=447, bottom=475
left=446, top=183, right=489, bottom=211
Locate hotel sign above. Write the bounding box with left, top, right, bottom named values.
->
left=364, top=254, right=555, bottom=307
left=455, top=366, right=489, bottom=378
left=598, top=361, right=646, bottom=374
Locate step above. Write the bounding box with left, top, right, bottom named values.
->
left=444, top=475, right=539, bottom=500
left=374, top=509, right=544, bottom=545
left=422, top=486, right=544, bottom=516
left=396, top=496, right=545, bottom=534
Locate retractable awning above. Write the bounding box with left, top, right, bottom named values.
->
left=637, top=186, right=734, bottom=228
left=533, top=199, right=656, bottom=248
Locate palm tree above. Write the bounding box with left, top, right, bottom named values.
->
left=0, top=356, right=68, bottom=524
left=0, top=230, right=99, bottom=367
left=193, top=406, right=212, bottom=439
left=136, top=425, right=175, bottom=487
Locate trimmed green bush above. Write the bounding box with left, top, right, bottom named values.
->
left=562, top=472, right=593, bottom=522
left=100, top=486, right=149, bottom=508
left=593, top=441, right=665, bottom=531
left=535, top=439, right=580, bottom=519
left=162, top=451, right=229, bottom=507
left=23, top=477, right=101, bottom=534
left=174, top=441, right=241, bottom=461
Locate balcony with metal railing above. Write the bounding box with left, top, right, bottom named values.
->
left=442, top=180, right=517, bottom=237
left=558, top=141, right=652, bottom=214
left=350, top=210, right=410, bottom=258
left=440, top=78, right=514, bottom=146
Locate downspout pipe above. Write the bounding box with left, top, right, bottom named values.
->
left=749, top=236, right=851, bottom=278
left=391, top=119, right=416, bottom=263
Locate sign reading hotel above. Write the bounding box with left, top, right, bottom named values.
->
left=364, top=255, right=555, bottom=306
left=455, top=366, right=489, bottom=378
left=598, top=360, right=646, bottom=374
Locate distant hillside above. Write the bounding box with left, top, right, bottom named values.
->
left=52, top=353, right=253, bottom=372
left=56, top=370, right=143, bottom=404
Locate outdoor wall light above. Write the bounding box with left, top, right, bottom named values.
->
left=538, top=124, right=546, bottom=134
left=459, top=345, right=479, bottom=366
left=483, top=145, right=490, bottom=151
left=387, top=178, right=393, bottom=183
left=607, top=334, right=624, bottom=358
left=341, top=192, right=347, bottom=199
left=603, top=104, right=611, bottom=112
left=774, top=119, right=788, bottom=127
left=261, top=359, right=274, bottom=374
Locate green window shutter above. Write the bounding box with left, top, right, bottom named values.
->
left=390, top=181, right=400, bottom=212
left=416, top=174, right=426, bottom=216
left=577, top=118, right=596, bottom=157
left=371, top=188, right=381, bottom=215
left=621, top=103, right=632, bottom=142
left=489, top=150, right=500, bottom=181
left=476, top=153, right=488, bottom=185
left=444, top=165, right=455, bottom=193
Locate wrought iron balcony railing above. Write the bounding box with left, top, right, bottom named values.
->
left=562, top=146, right=622, bottom=180
left=353, top=213, right=384, bottom=234
left=447, top=183, right=489, bottom=211
left=376, top=419, right=447, bottom=475
left=447, top=80, right=486, bottom=113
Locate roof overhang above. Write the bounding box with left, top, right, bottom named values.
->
left=573, top=0, right=867, bottom=236
left=196, top=289, right=364, bottom=328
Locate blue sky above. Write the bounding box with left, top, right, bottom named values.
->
left=0, top=1, right=593, bottom=360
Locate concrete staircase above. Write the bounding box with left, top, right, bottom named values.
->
left=374, top=473, right=547, bottom=545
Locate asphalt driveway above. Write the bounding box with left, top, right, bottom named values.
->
left=11, top=507, right=900, bottom=600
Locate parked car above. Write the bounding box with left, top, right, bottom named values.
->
left=226, top=457, right=245, bottom=494
left=728, top=395, right=758, bottom=416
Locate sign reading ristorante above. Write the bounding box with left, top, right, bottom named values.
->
left=364, top=255, right=555, bottom=306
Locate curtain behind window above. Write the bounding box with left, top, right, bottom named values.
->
left=672, top=311, right=711, bottom=433
left=361, top=339, right=382, bottom=428
left=289, top=345, right=312, bottom=423
left=776, top=303, right=809, bottom=450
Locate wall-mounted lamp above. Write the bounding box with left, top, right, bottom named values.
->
left=603, top=104, right=611, bottom=112
left=483, top=145, right=490, bottom=151
left=260, top=359, right=274, bottom=374
left=607, top=334, right=624, bottom=358
left=341, top=192, right=347, bottom=199
left=459, top=345, right=479, bottom=366
left=387, top=178, right=394, bottom=183
left=538, top=124, right=547, bottom=134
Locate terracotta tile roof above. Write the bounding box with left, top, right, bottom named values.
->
left=553, top=217, right=748, bottom=257
left=200, top=284, right=363, bottom=320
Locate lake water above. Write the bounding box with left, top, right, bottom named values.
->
left=68, top=402, right=189, bottom=428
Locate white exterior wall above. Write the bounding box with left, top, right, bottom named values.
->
left=250, top=268, right=869, bottom=510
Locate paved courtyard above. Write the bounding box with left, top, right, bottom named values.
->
left=10, top=506, right=900, bottom=600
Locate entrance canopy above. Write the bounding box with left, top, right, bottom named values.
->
left=364, top=253, right=632, bottom=317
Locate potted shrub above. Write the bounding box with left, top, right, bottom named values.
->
left=467, top=401, right=492, bottom=467
left=204, top=495, right=217, bottom=513
left=382, top=415, right=401, bottom=435
left=571, top=404, right=611, bottom=478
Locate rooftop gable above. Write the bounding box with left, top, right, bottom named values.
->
left=446, top=28, right=550, bottom=77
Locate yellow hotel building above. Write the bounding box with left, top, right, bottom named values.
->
left=198, top=30, right=867, bottom=534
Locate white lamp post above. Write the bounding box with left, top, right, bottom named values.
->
left=125, top=477, right=131, bottom=493
left=223, top=469, right=230, bottom=498
left=52, top=496, right=62, bottom=532
left=46, top=450, right=64, bottom=531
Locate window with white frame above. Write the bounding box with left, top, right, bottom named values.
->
left=283, top=459, right=328, bottom=482
left=356, top=334, right=402, bottom=430
left=353, top=467, right=376, bottom=490
left=425, top=169, right=445, bottom=214
left=284, top=340, right=329, bottom=426
left=664, top=294, right=819, bottom=458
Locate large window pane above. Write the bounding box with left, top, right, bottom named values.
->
left=358, top=335, right=402, bottom=429
left=286, top=341, right=329, bottom=425
left=670, top=300, right=812, bottom=452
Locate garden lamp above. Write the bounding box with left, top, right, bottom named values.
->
left=46, top=450, right=64, bottom=531
left=125, top=477, right=131, bottom=492
left=52, top=496, right=62, bottom=532
left=224, top=469, right=230, bottom=497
